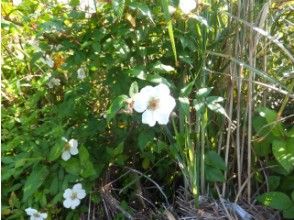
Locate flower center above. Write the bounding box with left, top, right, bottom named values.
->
left=33, top=213, right=40, bottom=217
left=64, top=143, right=71, bottom=151
left=71, top=192, right=77, bottom=200
left=148, top=97, right=160, bottom=110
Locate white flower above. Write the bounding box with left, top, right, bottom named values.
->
left=77, top=67, right=86, bottom=79
left=168, top=6, right=176, bottom=15
left=47, top=78, right=60, bottom=89
left=12, top=0, right=22, bottom=6
left=133, top=84, right=176, bottom=127
left=179, top=0, right=196, bottom=14
left=57, top=0, right=69, bottom=4
left=61, top=137, right=79, bottom=161
left=63, top=183, right=86, bottom=209
left=45, top=55, right=54, bottom=68
left=79, top=0, right=96, bottom=18
left=25, top=207, right=47, bottom=220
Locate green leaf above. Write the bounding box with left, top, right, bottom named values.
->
left=291, top=191, right=294, bottom=201
left=196, top=87, right=213, bottom=98
left=112, top=0, right=126, bottom=19
left=178, top=97, right=190, bottom=117
left=180, top=79, right=195, bottom=96
left=205, top=166, right=225, bottom=182
left=283, top=207, right=294, bottom=219
left=106, top=95, right=129, bottom=122
left=207, top=102, right=229, bottom=119
left=193, top=100, right=205, bottom=115
left=129, top=2, right=154, bottom=23
left=138, top=130, right=154, bottom=151
left=206, top=96, right=224, bottom=103
left=257, top=107, right=284, bottom=136
left=48, top=141, right=64, bottom=161
left=153, top=62, right=175, bottom=73
left=268, top=176, right=280, bottom=191
left=23, top=165, right=49, bottom=201
left=61, top=158, right=80, bottom=176
left=127, top=66, right=146, bottom=80
left=257, top=192, right=293, bottom=210
left=206, top=151, right=226, bottom=170
left=272, top=139, right=294, bottom=173
left=129, top=81, right=138, bottom=98
left=160, top=0, right=171, bottom=20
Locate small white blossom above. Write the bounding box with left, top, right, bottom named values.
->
left=77, top=67, right=86, bottom=80
left=179, top=0, right=196, bottom=14
left=63, top=183, right=86, bottom=209
left=12, top=0, right=22, bottom=6
left=79, top=0, right=97, bottom=18
left=45, top=55, right=54, bottom=68
left=61, top=137, right=79, bottom=161
left=168, top=6, right=176, bottom=15
left=47, top=78, right=60, bottom=89
left=25, top=208, right=47, bottom=220
left=133, top=84, right=176, bottom=127
left=57, top=0, right=69, bottom=4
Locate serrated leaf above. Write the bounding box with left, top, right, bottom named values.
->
left=61, top=158, right=80, bottom=176
left=112, top=0, right=126, bottom=19
left=106, top=95, right=129, bottom=122
left=129, top=2, right=154, bottom=23
left=205, top=166, right=225, bottom=182
left=272, top=139, right=294, bottom=173
left=206, top=151, right=226, bottom=170
left=23, top=165, right=49, bottom=201
left=257, top=192, right=293, bottom=210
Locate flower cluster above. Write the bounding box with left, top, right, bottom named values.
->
left=61, top=137, right=79, bottom=161
left=63, top=183, right=86, bottom=209
left=47, top=77, right=60, bottom=89
left=133, top=84, right=176, bottom=127
left=25, top=208, right=47, bottom=220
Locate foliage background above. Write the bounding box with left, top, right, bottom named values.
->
left=1, top=0, right=294, bottom=219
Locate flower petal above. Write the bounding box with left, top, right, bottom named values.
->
left=25, top=208, right=37, bottom=216
left=159, top=95, right=176, bottom=114
left=40, top=213, right=48, bottom=219
left=70, top=198, right=81, bottom=209
left=154, top=110, right=170, bottom=125
left=77, top=189, right=86, bottom=199
left=133, top=93, right=149, bottom=113
left=69, top=139, right=78, bottom=148
left=179, top=0, right=196, bottom=14
left=61, top=151, right=71, bottom=161
left=142, top=110, right=156, bottom=127
left=63, top=188, right=72, bottom=199
left=154, top=84, right=170, bottom=96
left=73, top=183, right=82, bottom=190
left=63, top=199, right=72, bottom=208
left=70, top=146, right=79, bottom=155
